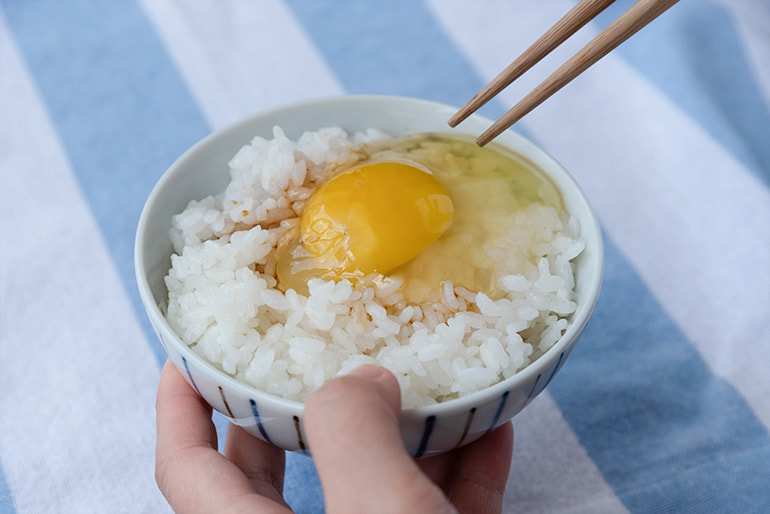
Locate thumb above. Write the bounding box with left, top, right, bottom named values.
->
left=304, top=365, right=455, bottom=514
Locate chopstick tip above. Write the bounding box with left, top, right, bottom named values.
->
left=447, top=111, right=466, bottom=128
left=476, top=124, right=503, bottom=147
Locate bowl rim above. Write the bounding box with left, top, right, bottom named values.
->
left=134, top=93, right=604, bottom=416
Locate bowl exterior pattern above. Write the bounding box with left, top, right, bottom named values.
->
left=136, top=95, right=604, bottom=455
left=154, top=314, right=581, bottom=457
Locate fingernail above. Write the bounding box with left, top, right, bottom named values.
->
left=347, top=364, right=387, bottom=381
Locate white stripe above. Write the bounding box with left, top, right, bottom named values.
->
left=0, top=15, right=170, bottom=514
left=139, top=0, right=344, bottom=129
left=430, top=0, right=770, bottom=428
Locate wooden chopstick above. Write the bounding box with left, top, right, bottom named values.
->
left=448, top=0, right=616, bottom=129
left=450, top=0, right=680, bottom=146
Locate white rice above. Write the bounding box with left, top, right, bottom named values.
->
left=165, top=127, right=584, bottom=408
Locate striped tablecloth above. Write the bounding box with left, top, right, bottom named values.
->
left=2, top=1, right=769, bottom=512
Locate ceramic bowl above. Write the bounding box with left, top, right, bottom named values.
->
left=135, top=95, right=603, bottom=457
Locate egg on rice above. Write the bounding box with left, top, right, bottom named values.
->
left=164, top=127, right=584, bottom=408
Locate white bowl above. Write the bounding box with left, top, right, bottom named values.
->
left=135, top=95, right=604, bottom=456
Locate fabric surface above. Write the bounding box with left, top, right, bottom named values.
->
left=1, top=0, right=769, bottom=512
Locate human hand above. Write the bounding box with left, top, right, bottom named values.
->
left=155, top=360, right=513, bottom=513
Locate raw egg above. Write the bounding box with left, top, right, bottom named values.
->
left=276, top=133, right=562, bottom=303
left=277, top=160, right=453, bottom=291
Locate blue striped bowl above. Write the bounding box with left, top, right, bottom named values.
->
left=135, top=95, right=604, bottom=456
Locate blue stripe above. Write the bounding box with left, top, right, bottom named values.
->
left=1, top=0, right=211, bottom=365
left=283, top=453, right=324, bottom=514
left=541, top=352, right=564, bottom=391
left=249, top=399, right=274, bottom=445
left=285, top=0, right=770, bottom=510
left=522, top=352, right=565, bottom=412
left=0, top=466, right=17, bottom=514
left=486, top=391, right=509, bottom=434
left=415, top=415, right=437, bottom=458
left=526, top=373, right=542, bottom=399
left=593, top=0, right=770, bottom=186
left=548, top=237, right=770, bottom=512
left=181, top=357, right=203, bottom=397
left=284, top=0, right=502, bottom=115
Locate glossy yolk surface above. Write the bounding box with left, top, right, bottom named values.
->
left=297, top=161, right=453, bottom=279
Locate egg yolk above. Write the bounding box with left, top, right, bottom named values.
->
left=279, top=161, right=453, bottom=288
